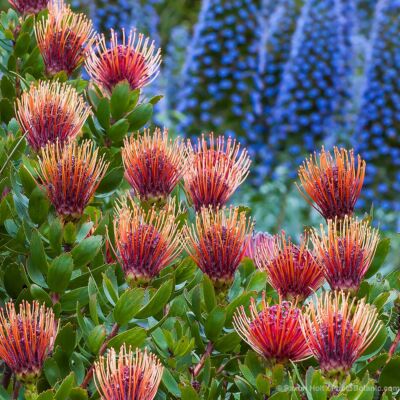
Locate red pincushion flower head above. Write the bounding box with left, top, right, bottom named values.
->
left=113, top=198, right=182, bottom=285
left=37, top=140, right=109, bottom=221
left=183, top=206, right=253, bottom=289
left=244, top=231, right=275, bottom=261
left=300, top=291, right=382, bottom=374
left=0, top=301, right=58, bottom=383
left=122, top=128, right=185, bottom=203
left=35, top=0, right=95, bottom=76
left=233, top=294, right=311, bottom=364
left=184, top=133, right=251, bottom=211
left=255, top=232, right=324, bottom=301
left=94, top=345, right=163, bottom=400
left=85, top=28, right=162, bottom=96
left=9, top=0, right=48, bottom=14
left=297, top=147, right=366, bottom=220
left=311, top=216, right=379, bottom=294
left=16, top=81, right=90, bottom=152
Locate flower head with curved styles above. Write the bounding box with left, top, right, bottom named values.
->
left=184, top=134, right=251, bottom=211
left=37, top=140, right=109, bottom=221
left=35, top=0, right=95, bottom=76
left=233, top=295, right=311, bottom=363
left=0, top=301, right=58, bottom=382
left=297, top=147, right=366, bottom=220
left=311, top=216, right=379, bottom=293
left=122, top=128, right=185, bottom=202
left=244, top=231, right=275, bottom=261
left=16, top=81, right=90, bottom=152
left=255, top=232, right=324, bottom=301
left=94, top=345, right=163, bottom=400
left=183, top=206, right=253, bottom=289
left=300, top=291, right=382, bottom=374
left=113, top=198, right=182, bottom=285
left=86, top=28, right=162, bottom=95
left=8, top=0, right=48, bottom=15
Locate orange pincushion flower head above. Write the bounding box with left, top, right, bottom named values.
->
left=16, top=80, right=90, bottom=152
left=300, top=291, right=382, bottom=374
left=233, top=294, right=311, bottom=364
left=113, top=198, right=182, bottom=285
left=35, top=0, right=95, bottom=76
left=94, top=345, right=163, bottom=400
left=184, top=133, right=251, bottom=211
left=122, top=128, right=185, bottom=202
left=255, top=231, right=324, bottom=301
left=311, top=216, right=379, bottom=294
left=297, top=147, right=366, bottom=220
left=37, top=140, right=109, bottom=221
left=9, top=0, right=48, bottom=15
left=0, top=301, right=58, bottom=382
left=85, top=28, right=162, bottom=96
left=183, top=206, right=253, bottom=289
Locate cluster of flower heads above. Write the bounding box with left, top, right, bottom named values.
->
left=270, top=0, right=355, bottom=176
left=355, top=0, right=400, bottom=222
left=178, top=0, right=260, bottom=141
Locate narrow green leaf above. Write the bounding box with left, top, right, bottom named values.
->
left=48, top=254, right=74, bottom=293
left=113, top=288, right=145, bottom=325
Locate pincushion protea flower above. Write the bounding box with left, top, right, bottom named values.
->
left=85, top=28, right=162, bottom=95
left=8, top=0, right=48, bottom=15
left=183, top=206, right=253, bottom=289
left=0, top=301, right=58, bottom=382
left=184, top=134, right=251, bottom=211
left=35, top=0, right=94, bottom=76
left=311, top=216, right=379, bottom=293
left=16, top=81, right=90, bottom=152
left=255, top=232, right=324, bottom=301
left=300, top=291, right=382, bottom=374
left=233, top=295, right=311, bottom=363
left=244, top=231, right=274, bottom=261
left=297, top=147, right=366, bottom=220
left=94, top=345, right=163, bottom=400
left=122, top=128, right=185, bottom=202
left=37, top=140, right=109, bottom=220
left=113, top=198, right=182, bottom=285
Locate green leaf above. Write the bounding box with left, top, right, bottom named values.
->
left=87, top=325, right=106, bottom=354
left=55, top=372, right=75, bottom=400
left=214, top=331, right=241, bottom=353
left=366, top=238, right=390, bottom=278
left=49, top=218, right=63, bottom=253
left=359, top=325, right=387, bottom=360
left=19, top=163, right=36, bottom=196
left=1, top=75, right=15, bottom=99
left=269, top=393, right=289, bottom=400
left=29, top=187, right=49, bottom=225
left=63, top=222, right=76, bottom=245
left=71, top=235, right=102, bottom=267
left=14, top=32, right=30, bottom=56
left=127, top=103, right=153, bottom=130
left=0, top=98, right=14, bottom=123
left=203, top=275, right=216, bottom=313
left=30, top=284, right=52, bottom=306
left=180, top=386, right=200, bottom=400
left=310, top=370, right=327, bottom=400
left=30, top=230, right=49, bottom=274
left=161, top=368, right=181, bottom=397
left=113, top=288, right=145, bottom=326
left=246, top=271, right=267, bottom=292
left=61, top=287, right=89, bottom=311
left=96, top=98, right=110, bottom=130
left=107, top=327, right=147, bottom=349
left=48, top=254, right=74, bottom=293
left=379, top=356, right=400, bottom=386
left=256, top=374, right=270, bottom=395
left=55, top=323, right=76, bottom=356
left=149, top=95, right=163, bottom=105
left=136, top=279, right=174, bottom=318
left=108, top=119, right=129, bottom=144
left=69, top=388, right=88, bottom=400
left=225, top=291, right=254, bottom=326
left=44, top=358, right=61, bottom=386
left=97, top=167, right=123, bottom=194
left=204, top=306, right=226, bottom=341
left=37, top=390, right=54, bottom=400
left=110, top=82, right=130, bottom=119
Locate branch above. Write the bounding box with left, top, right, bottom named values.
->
left=81, top=323, right=119, bottom=389
left=388, top=329, right=400, bottom=361
left=192, top=342, right=213, bottom=378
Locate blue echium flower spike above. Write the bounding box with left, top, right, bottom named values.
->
left=247, top=0, right=304, bottom=183
left=355, top=0, right=400, bottom=227
left=271, top=0, right=356, bottom=179
left=178, top=0, right=260, bottom=143
left=355, top=0, right=379, bottom=36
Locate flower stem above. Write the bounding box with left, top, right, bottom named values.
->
left=81, top=323, right=119, bottom=389
left=192, top=342, right=213, bottom=378
left=388, top=329, right=400, bottom=361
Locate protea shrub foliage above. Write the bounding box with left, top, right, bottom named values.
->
left=0, top=1, right=397, bottom=399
